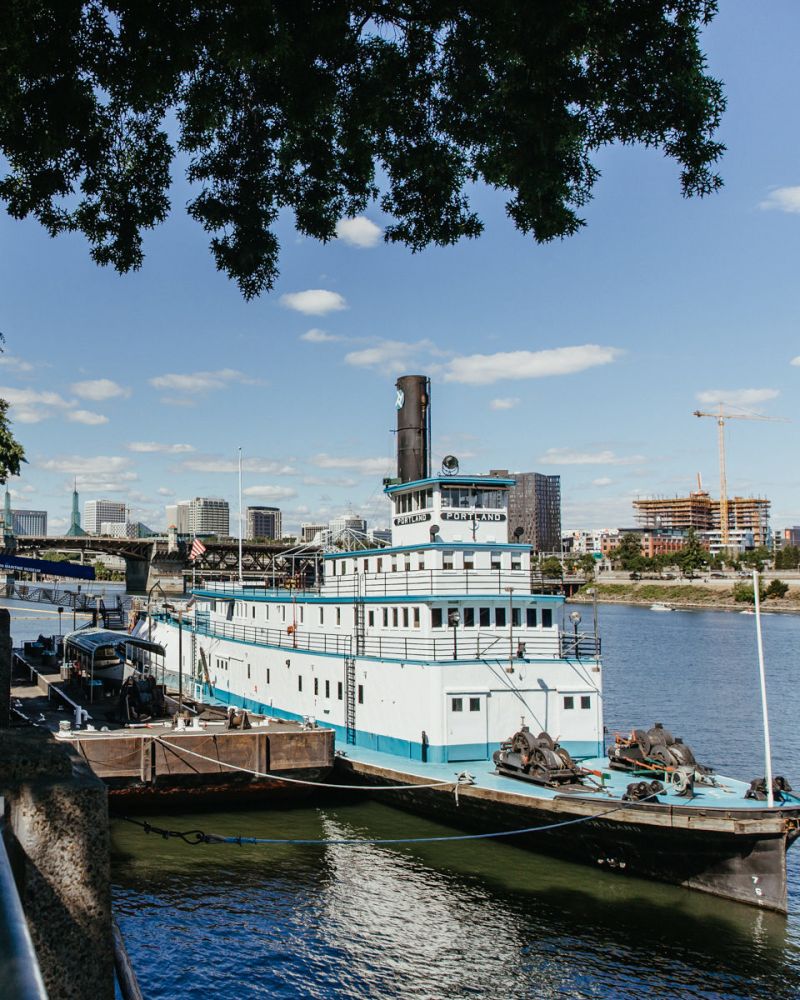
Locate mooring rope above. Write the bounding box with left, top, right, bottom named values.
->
left=152, top=736, right=474, bottom=792
left=121, top=796, right=649, bottom=847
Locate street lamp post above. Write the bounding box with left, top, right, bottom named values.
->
left=505, top=587, right=514, bottom=673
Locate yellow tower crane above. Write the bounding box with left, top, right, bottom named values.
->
left=692, top=404, right=786, bottom=548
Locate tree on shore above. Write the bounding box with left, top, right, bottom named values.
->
left=0, top=335, right=25, bottom=483
left=676, top=528, right=708, bottom=578
left=0, top=2, right=725, bottom=299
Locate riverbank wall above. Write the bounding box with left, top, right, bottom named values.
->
left=569, top=580, right=800, bottom=613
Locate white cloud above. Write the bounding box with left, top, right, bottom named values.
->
left=490, top=397, right=520, bottom=411
left=759, top=186, right=800, bottom=214
left=242, top=485, right=298, bottom=500
left=70, top=378, right=131, bottom=401
left=303, top=475, right=359, bottom=488
left=280, top=289, right=347, bottom=315
left=149, top=369, right=258, bottom=393
left=335, top=216, right=383, bottom=248
left=157, top=487, right=174, bottom=496
left=344, top=338, right=444, bottom=375
left=182, top=456, right=296, bottom=475
left=539, top=448, right=645, bottom=466
left=592, top=477, right=613, bottom=487
left=443, top=345, right=623, bottom=385
left=300, top=328, right=343, bottom=343
left=68, top=409, right=109, bottom=426
left=791, top=356, right=800, bottom=367
left=128, top=442, right=195, bottom=454
left=313, top=453, right=395, bottom=476
left=695, top=388, right=780, bottom=407
left=0, top=354, right=34, bottom=373
left=39, top=455, right=134, bottom=477
left=0, top=386, right=71, bottom=423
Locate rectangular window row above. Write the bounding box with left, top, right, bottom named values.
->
left=563, top=695, right=592, bottom=710
left=431, top=607, right=552, bottom=628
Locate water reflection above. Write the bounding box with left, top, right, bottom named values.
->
left=112, top=799, right=800, bottom=999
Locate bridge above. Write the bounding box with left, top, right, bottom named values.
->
left=5, top=536, right=321, bottom=594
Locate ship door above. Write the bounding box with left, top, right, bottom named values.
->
left=445, top=691, right=488, bottom=761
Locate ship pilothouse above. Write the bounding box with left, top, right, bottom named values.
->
left=149, top=374, right=603, bottom=765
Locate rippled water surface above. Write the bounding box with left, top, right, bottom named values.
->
left=12, top=598, right=800, bottom=997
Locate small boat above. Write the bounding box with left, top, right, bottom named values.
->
left=650, top=603, right=673, bottom=612
left=63, top=628, right=166, bottom=687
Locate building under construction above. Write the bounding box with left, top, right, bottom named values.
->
left=633, top=491, right=771, bottom=548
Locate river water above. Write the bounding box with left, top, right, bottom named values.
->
left=6, top=598, right=800, bottom=997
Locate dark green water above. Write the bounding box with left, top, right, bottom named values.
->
left=10, top=599, right=800, bottom=997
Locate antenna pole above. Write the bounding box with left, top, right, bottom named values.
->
left=753, top=569, right=774, bottom=807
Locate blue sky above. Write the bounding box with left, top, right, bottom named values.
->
left=1, top=2, right=798, bottom=536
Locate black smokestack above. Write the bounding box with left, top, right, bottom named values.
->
left=396, top=375, right=430, bottom=482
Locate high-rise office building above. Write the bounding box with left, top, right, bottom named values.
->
left=188, top=497, right=230, bottom=536
left=84, top=500, right=126, bottom=535
left=329, top=515, right=367, bottom=541
left=165, top=500, right=191, bottom=533
left=246, top=506, right=282, bottom=540
left=12, top=509, right=48, bottom=535
left=300, top=523, right=326, bottom=544
left=490, top=470, right=562, bottom=553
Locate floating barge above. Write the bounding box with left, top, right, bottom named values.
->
left=11, top=642, right=334, bottom=807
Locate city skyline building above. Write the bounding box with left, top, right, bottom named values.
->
left=84, top=499, right=126, bottom=535
left=65, top=480, right=87, bottom=537
left=246, top=506, right=282, bottom=541
left=490, top=469, right=562, bottom=553
left=188, top=497, right=230, bottom=536
left=633, top=490, right=771, bottom=548
left=11, top=509, right=48, bottom=536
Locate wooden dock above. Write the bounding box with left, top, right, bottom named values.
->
left=11, top=647, right=334, bottom=807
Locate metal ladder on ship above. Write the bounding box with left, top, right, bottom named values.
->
left=344, top=654, right=357, bottom=745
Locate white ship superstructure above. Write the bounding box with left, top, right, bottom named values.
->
left=149, top=376, right=602, bottom=763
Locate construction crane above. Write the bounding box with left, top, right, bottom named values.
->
left=693, top=404, right=786, bottom=548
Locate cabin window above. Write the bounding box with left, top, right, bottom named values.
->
left=252, top=606, right=255, bottom=619
left=469, top=697, right=480, bottom=712
left=495, top=607, right=506, bottom=627
left=391, top=558, right=397, bottom=573
left=368, top=610, right=375, bottom=627
left=247, top=663, right=250, bottom=679
left=363, top=559, right=368, bottom=573
left=377, top=558, right=383, bottom=572
left=298, top=676, right=303, bottom=692
left=581, top=696, right=591, bottom=710
left=402, top=608, right=409, bottom=627
left=299, top=607, right=304, bottom=624
left=511, top=553, right=522, bottom=570
left=463, top=551, right=475, bottom=570
left=542, top=609, right=553, bottom=628
left=265, top=605, right=270, bottom=620
left=266, top=668, right=270, bottom=684
left=336, top=608, right=341, bottom=626
left=337, top=682, right=343, bottom=700
left=413, top=607, right=420, bottom=628
left=463, top=608, right=475, bottom=627
left=479, top=607, right=490, bottom=627
left=318, top=608, right=324, bottom=624
left=392, top=608, right=399, bottom=627
left=314, top=678, right=319, bottom=696
left=451, top=697, right=463, bottom=712
left=358, top=684, right=364, bottom=705
left=280, top=606, right=286, bottom=621
left=563, top=696, right=574, bottom=710
left=382, top=608, right=388, bottom=627
left=512, top=608, right=521, bottom=628
left=431, top=608, right=443, bottom=628
left=443, top=551, right=454, bottom=570
left=404, top=555, right=411, bottom=572
left=527, top=608, right=537, bottom=628
left=490, top=551, right=502, bottom=570
left=325, top=680, right=330, bottom=698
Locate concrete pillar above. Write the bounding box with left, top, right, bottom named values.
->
left=124, top=557, right=149, bottom=594
left=0, top=608, right=10, bottom=727
left=8, top=767, right=114, bottom=1000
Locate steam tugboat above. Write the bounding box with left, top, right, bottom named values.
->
left=147, top=376, right=800, bottom=912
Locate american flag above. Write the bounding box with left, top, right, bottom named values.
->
left=190, top=537, right=207, bottom=561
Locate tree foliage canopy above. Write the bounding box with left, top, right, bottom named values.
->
left=0, top=1, right=725, bottom=297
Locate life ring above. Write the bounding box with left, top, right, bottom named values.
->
left=287, top=625, right=296, bottom=634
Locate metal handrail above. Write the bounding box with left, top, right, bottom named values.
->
left=155, top=612, right=599, bottom=662
left=0, top=811, right=48, bottom=1000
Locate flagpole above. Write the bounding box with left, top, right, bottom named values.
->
left=753, top=569, right=774, bottom=808
left=238, top=446, right=244, bottom=586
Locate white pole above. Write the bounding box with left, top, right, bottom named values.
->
left=238, top=446, right=244, bottom=586
left=752, top=569, right=774, bottom=807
